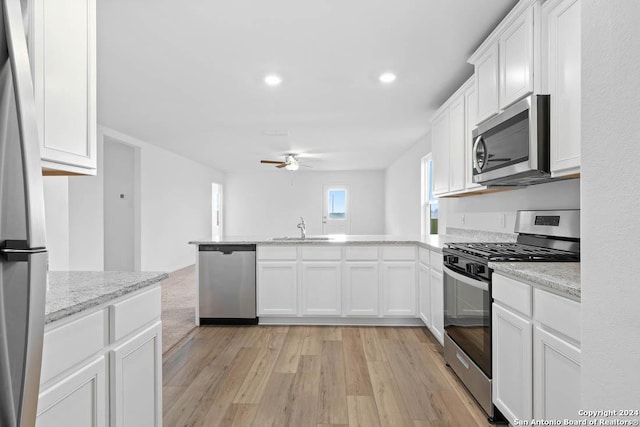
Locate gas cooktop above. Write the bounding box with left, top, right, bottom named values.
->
left=444, top=242, right=580, bottom=262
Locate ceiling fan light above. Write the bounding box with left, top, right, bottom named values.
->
left=379, top=72, right=397, bottom=83
left=285, top=163, right=299, bottom=171
left=264, top=74, right=282, bottom=86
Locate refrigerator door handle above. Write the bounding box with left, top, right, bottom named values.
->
left=2, top=0, right=47, bottom=249
left=18, top=252, right=47, bottom=427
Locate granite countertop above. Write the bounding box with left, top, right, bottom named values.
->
left=489, top=262, right=580, bottom=300
left=45, top=271, right=169, bottom=324
left=188, top=234, right=488, bottom=253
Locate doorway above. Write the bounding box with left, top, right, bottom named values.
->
left=212, top=183, right=223, bottom=238
left=322, top=184, right=350, bottom=235
left=103, top=139, right=138, bottom=271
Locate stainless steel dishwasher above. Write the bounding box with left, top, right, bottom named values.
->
left=198, top=244, right=257, bottom=324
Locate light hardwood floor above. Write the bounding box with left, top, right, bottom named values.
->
left=163, top=325, right=492, bottom=427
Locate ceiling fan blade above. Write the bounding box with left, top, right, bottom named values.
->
left=260, top=160, right=283, bottom=164
left=299, top=164, right=313, bottom=168
left=276, top=164, right=287, bottom=168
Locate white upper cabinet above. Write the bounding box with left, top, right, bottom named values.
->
left=469, top=0, right=542, bottom=125
left=30, top=0, right=97, bottom=175
left=499, top=6, right=534, bottom=109
left=448, top=95, right=466, bottom=193
left=431, top=108, right=450, bottom=195
left=432, top=78, right=473, bottom=197
left=475, top=45, right=500, bottom=124
left=463, top=83, right=483, bottom=190
left=543, top=0, right=581, bottom=177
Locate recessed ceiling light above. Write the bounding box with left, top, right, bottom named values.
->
left=379, top=72, right=397, bottom=84
left=264, top=74, right=282, bottom=86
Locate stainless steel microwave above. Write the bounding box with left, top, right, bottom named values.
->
left=472, top=94, right=551, bottom=186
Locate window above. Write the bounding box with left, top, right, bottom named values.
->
left=327, top=189, right=347, bottom=219
left=422, top=155, right=438, bottom=235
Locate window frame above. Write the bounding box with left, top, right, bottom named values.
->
left=421, top=154, right=438, bottom=236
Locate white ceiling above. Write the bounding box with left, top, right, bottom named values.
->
left=97, top=0, right=517, bottom=172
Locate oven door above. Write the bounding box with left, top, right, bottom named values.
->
left=443, top=265, right=491, bottom=377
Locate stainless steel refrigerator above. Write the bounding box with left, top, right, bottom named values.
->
left=1, top=0, right=48, bottom=426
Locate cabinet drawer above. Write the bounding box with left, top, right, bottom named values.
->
left=419, top=248, right=430, bottom=266
left=110, top=287, right=161, bottom=342
left=381, top=246, right=416, bottom=261
left=301, top=246, right=342, bottom=261
left=430, top=252, right=443, bottom=272
left=258, top=245, right=297, bottom=260
left=41, top=309, right=106, bottom=385
left=345, top=246, right=378, bottom=261
left=493, top=274, right=532, bottom=317
left=534, top=289, right=580, bottom=342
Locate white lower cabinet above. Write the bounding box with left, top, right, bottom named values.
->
left=429, top=269, right=444, bottom=345
left=492, top=273, right=581, bottom=426
left=344, top=262, right=379, bottom=316
left=257, top=244, right=423, bottom=322
left=381, top=262, right=416, bottom=316
left=492, top=303, right=533, bottom=423
left=418, top=263, right=431, bottom=327
left=36, top=356, right=106, bottom=427
left=301, top=262, right=342, bottom=315
left=110, top=322, right=162, bottom=427
left=533, top=326, right=581, bottom=420
left=257, top=262, right=298, bottom=315
left=37, top=285, right=163, bottom=427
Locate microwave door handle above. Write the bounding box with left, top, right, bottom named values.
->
left=472, top=136, right=486, bottom=174
left=443, top=266, right=489, bottom=292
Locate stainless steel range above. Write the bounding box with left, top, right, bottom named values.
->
left=442, top=209, right=580, bottom=423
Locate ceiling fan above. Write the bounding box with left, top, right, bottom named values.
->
left=260, top=154, right=311, bottom=171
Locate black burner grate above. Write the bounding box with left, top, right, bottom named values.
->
left=445, top=242, right=579, bottom=261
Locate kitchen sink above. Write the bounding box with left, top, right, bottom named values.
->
left=271, top=236, right=332, bottom=241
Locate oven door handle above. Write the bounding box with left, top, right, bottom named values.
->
left=443, top=266, right=489, bottom=292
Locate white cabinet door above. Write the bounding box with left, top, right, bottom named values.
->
left=344, top=262, right=379, bottom=316
left=301, top=262, right=342, bottom=316
left=499, top=6, right=534, bottom=109
left=258, top=262, right=298, bottom=315
left=382, top=262, right=416, bottom=316
left=492, top=303, right=533, bottom=425
left=429, top=268, right=444, bottom=345
left=431, top=108, right=450, bottom=195
left=533, top=326, right=581, bottom=420
left=545, top=0, right=581, bottom=177
left=464, top=81, right=483, bottom=190
left=449, top=95, right=466, bottom=193
left=110, top=322, right=162, bottom=427
left=30, top=0, right=97, bottom=174
left=36, top=356, right=106, bottom=427
left=475, top=45, right=500, bottom=124
left=418, top=263, right=431, bottom=327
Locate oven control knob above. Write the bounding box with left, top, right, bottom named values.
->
left=477, top=265, right=486, bottom=274
left=445, top=255, right=459, bottom=264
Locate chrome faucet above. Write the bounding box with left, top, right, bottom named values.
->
left=297, top=216, right=306, bottom=239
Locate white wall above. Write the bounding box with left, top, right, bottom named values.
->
left=440, top=178, right=580, bottom=234
left=581, top=0, right=640, bottom=410
left=224, top=170, right=385, bottom=237
left=42, top=126, right=224, bottom=273
left=384, top=135, right=430, bottom=236
left=43, top=177, right=69, bottom=270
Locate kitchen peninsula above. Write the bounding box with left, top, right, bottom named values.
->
left=190, top=234, right=580, bottom=345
